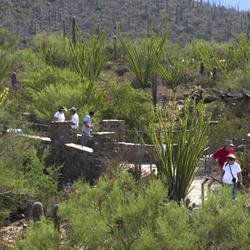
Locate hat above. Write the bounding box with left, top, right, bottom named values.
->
left=227, top=154, right=236, bottom=159
left=225, top=139, right=234, bottom=147
left=70, top=107, right=77, bottom=112
left=59, top=106, right=67, bottom=111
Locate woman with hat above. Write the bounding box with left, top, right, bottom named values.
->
left=222, top=154, right=242, bottom=199
left=53, top=106, right=66, bottom=122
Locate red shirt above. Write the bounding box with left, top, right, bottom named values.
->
left=212, top=147, right=235, bottom=168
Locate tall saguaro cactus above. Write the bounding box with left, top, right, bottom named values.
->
left=72, top=16, right=77, bottom=45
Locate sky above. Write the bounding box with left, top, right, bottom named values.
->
left=212, top=0, right=250, bottom=10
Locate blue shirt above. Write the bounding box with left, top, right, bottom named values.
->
left=82, top=115, right=91, bottom=135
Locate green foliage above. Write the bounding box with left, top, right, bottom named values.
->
left=70, top=33, right=107, bottom=82
left=0, top=88, right=9, bottom=107
left=0, top=50, right=12, bottom=85
left=193, top=188, right=250, bottom=250
left=0, top=28, right=17, bottom=50
left=0, top=137, right=60, bottom=222
left=101, top=82, right=154, bottom=130
left=14, top=219, right=60, bottom=250
left=34, top=33, right=72, bottom=68
left=224, top=34, right=250, bottom=71
left=157, top=59, right=186, bottom=88
left=147, top=97, right=209, bottom=201
left=188, top=39, right=227, bottom=72
left=29, top=80, right=104, bottom=123
left=60, top=172, right=196, bottom=249
left=118, top=33, right=167, bottom=88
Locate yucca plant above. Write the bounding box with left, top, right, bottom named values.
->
left=146, top=96, right=209, bottom=202
left=118, top=33, right=167, bottom=89
left=69, top=32, right=107, bottom=103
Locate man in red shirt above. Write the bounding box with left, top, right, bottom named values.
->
left=212, top=139, right=235, bottom=168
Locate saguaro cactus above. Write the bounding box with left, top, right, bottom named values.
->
left=11, top=72, right=17, bottom=89
left=32, top=201, right=44, bottom=222
left=199, top=62, right=205, bottom=75
left=53, top=204, right=60, bottom=231
left=72, top=16, right=76, bottom=45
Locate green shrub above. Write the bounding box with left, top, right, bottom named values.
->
left=14, top=219, right=60, bottom=250
left=34, top=33, right=72, bottom=68
left=101, top=81, right=154, bottom=131
left=0, top=137, right=60, bottom=219
left=192, top=188, right=250, bottom=250
left=60, top=172, right=197, bottom=249
left=29, top=81, right=105, bottom=123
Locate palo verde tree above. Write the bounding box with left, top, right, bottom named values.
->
left=146, top=96, right=209, bottom=202
left=118, top=32, right=167, bottom=89
left=69, top=32, right=107, bottom=104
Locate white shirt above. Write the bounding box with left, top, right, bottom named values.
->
left=54, top=111, right=65, bottom=122
left=222, top=162, right=241, bottom=184
left=71, top=113, right=79, bottom=129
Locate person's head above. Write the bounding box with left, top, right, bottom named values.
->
left=58, top=106, right=66, bottom=113
left=70, top=107, right=77, bottom=114
left=224, top=139, right=234, bottom=151
left=227, top=153, right=236, bottom=164
left=89, top=111, right=94, bottom=117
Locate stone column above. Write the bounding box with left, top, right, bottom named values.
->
left=49, top=122, right=77, bottom=162
left=101, top=120, right=125, bottom=141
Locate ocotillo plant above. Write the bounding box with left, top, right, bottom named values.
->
left=118, top=32, right=167, bottom=89
left=146, top=96, right=209, bottom=202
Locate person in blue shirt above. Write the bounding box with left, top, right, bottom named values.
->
left=82, top=111, right=94, bottom=146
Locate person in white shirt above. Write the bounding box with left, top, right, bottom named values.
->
left=53, top=106, right=66, bottom=122
left=222, top=154, right=242, bottom=199
left=82, top=111, right=94, bottom=146
left=70, top=107, right=79, bottom=129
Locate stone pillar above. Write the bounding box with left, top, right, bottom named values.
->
left=49, top=122, right=77, bottom=162
left=92, top=132, right=117, bottom=156
left=101, top=120, right=125, bottom=141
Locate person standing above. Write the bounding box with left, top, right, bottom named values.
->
left=222, top=154, right=242, bottom=199
left=54, top=106, right=66, bottom=122
left=82, top=111, right=94, bottom=146
left=212, top=139, right=235, bottom=168
left=70, top=107, right=79, bottom=129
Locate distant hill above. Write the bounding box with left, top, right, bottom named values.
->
left=0, top=0, right=249, bottom=46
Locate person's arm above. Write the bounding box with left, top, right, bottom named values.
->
left=212, top=149, right=219, bottom=159
left=53, top=112, right=59, bottom=122
left=83, top=121, right=91, bottom=128
left=221, top=163, right=226, bottom=183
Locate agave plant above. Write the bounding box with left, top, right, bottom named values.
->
left=118, top=33, right=167, bottom=89
left=146, top=96, right=209, bottom=202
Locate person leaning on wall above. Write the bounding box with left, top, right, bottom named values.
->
left=53, top=106, right=67, bottom=122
